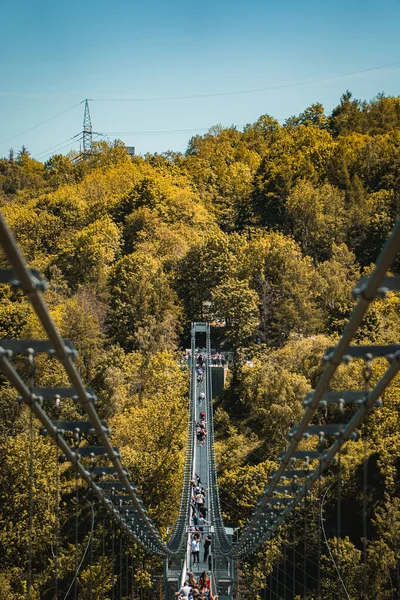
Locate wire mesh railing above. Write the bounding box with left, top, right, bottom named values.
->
left=0, top=211, right=192, bottom=558
left=233, top=220, right=400, bottom=558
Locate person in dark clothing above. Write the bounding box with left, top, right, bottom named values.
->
left=203, top=535, right=211, bottom=562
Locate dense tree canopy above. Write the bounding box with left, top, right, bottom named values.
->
left=0, top=91, right=400, bottom=598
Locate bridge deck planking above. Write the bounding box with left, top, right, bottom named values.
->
left=190, top=365, right=211, bottom=578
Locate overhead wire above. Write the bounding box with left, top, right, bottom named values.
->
left=34, top=132, right=105, bottom=162
left=102, top=127, right=214, bottom=136
left=0, top=101, right=82, bottom=147
left=1, top=58, right=399, bottom=162
left=89, top=60, right=400, bottom=103
left=32, top=133, right=81, bottom=159
left=35, top=139, right=81, bottom=161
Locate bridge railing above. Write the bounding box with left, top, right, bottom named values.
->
left=0, top=212, right=187, bottom=557
left=166, top=326, right=196, bottom=556
left=234, top=220, right=400, bottom=557
left=205, top=323, right=232, bottom=558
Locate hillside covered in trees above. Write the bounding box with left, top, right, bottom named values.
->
left=1, top=91, right=400, bottom=599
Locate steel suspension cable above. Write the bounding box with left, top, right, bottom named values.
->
left=320, top=485, right=351, bottom=600
left=363, top=425, right=369, bottom=600
left=317, top=467, right=322, bottom=600
left=303, top=493, right=307, bottom=600
left=337, top=447, right=342, bottom=600
left=125, top=537, right=129, bottom=600
left=26, top=350, right=36, bottom=600
left=28, top=404, right=34, bottom=600
left=89, top=501, right=93, bottom=600
left=74, top=467, right=79, bottom=600
left=281, top=550, right=333, bottom=589
left=362, top=357, right=372, bottom=600
left=292, top=514, right=296, bottom=599
left=55, top=453, right=60, bottom=600
left=111, top=522, right=115, bottom=600
left=285, top=532, right=337, bottom=583
left=119, top=534, right=123, bottom=600
left=275, top=555, right=334, bottom=598
left=283, top=536, right=287, bottom=600
left=101, top=516, right=106, bottom=600
left=62, top=497, right=95, bottom=600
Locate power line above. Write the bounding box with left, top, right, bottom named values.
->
left=1, top=59, right=398, bottom=154
left=35, top=139, right=81, bottom=162
left=34, top=132, right=105, bottom=162
left=89, top=60, right=400, bottom=103
left=33, top=133, right=81, bottom=159
left=0, top=101, right=82, bottom=147
left=102, top=127, right=212, bottom=136
left=101, top=121, right=276, bottom=136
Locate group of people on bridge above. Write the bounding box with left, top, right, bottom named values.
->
left=189, top=474, right=211, bottom=563
left=181, top=350, right=227, bottom=369
left=176, top=571, right=218, bottom=600
left=195, top=408, right=207, bottom=446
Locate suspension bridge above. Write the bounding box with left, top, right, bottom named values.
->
left=0, top=211, right=399, bottom=599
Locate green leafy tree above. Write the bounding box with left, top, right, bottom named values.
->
left=286, top=180, right=346, bottom=258
left=242, top=231, right=323, bottom=342
left=211, top=277, right=259, bottom=348
left=56, top=215, right=121, bottom=291
left=107, top=252, right=181, bottom=352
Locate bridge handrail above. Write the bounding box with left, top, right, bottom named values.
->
left=234, top=220, right=400, bottom=557
left=205, top=324, right=232, bottom=556
left=167, top=327, right=196, bottom=554
left=0, top=212, right=175, bottom=556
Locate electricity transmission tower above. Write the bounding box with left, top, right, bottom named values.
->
left=82, top=99, right=93, bottom=155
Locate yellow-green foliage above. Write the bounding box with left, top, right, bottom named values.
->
left=0, top=94, right=400, bottom=597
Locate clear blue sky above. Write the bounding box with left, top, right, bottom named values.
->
left=1, top=0, right=400, bottom=161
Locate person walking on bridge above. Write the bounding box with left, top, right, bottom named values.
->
left=191, top=535, right=200, bottom=565
left=203, top=534, right=211, bottom=562
left=188, top=572, right=198, bottom=589
left=199, top=571, right=211, bottom=591
left=176, top=581, right=191, bottom=598
left=198, top=515, right=209, bottom=533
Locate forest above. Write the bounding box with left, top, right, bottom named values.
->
left=0, top=90, right=400, bottom=599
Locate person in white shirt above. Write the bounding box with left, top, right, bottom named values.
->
left=191, top=536, right=200, bottom=565
left=176, top=582, right=192, bottom=598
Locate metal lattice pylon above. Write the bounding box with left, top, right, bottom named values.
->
left=82, top=99, right=93, bottom=155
